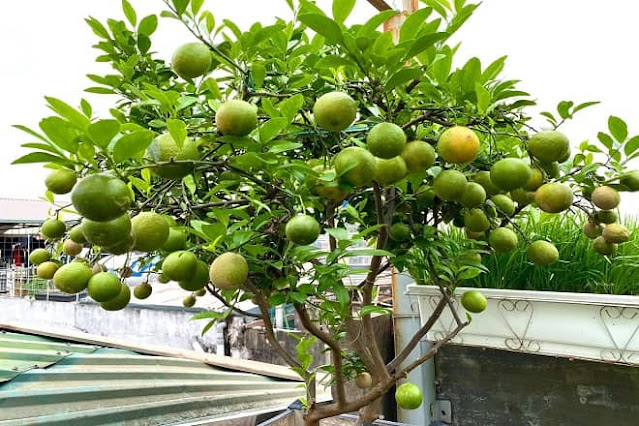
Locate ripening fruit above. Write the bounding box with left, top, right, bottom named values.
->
left=433, top=170, right=467, bottom=201
left=41, top=218, right=66, bottom=240
left=71, top=173, right=133, bottom=222
left=491, top=194, right=515, bottom=216
left=334, top=147, right=377, bottom=187
left=45, top=168, right=77, bottom=194
left=88, top=272, right=123, bottom=302
left=163, top=251, right=198, bottom=282
left=183, top=294, right=196, bottom=308
left=528, top=130, right=570, bottom=163
left=285, top=215, right=320, bottom=245
left=401, top=141, right=436, bottom=174
left=591, top=186, right=620, bottom=210
left=209, top=252, right=249, bottom=290
left=100, top=284, right=131, bottom=311
left=593, top=236, right=617, bottom=256
left=37, top=261, right=59, bottom=280
left=510, top=188, right=535, bottom=207
left=131, top=212, right=170, bottom=252
left=395, top=383, right=423, bottom=410
left=179, top=260, right=210, bottom=291
left=460, top=182, right=486, bottom=208
left=313, top=92, right=357, bottom=132
left=539, top=161, right=560, bottom=179
left=62, top=239, right=83, bottom=257
left=596, top=210, right=618, bottom=224
left=374, top=156, right=407, bottom=185
left=464, top=209, right=490, bottom=233
left=366, top=123, right=407, bottom=159
left=582, top=221, right=603, bottom=239
left=309, top=166, right=350, bottom=201
left=523, top=168, right=544, bottom=191
left=490, top=158, right=531, bottom=191
left=195, top=288, right=207, bottom=297
left=147, top=134, right=199, bottom=179
left=620, top=171, right=639, bottom=191
left=415, top=185, right=436, bottom=206
left=461, top=290, right=487, bottom=313
left=162, top=228, right=188, bottom=252
left=473, top=171, right=501, bottom=197
left=171, top=42, right=212, bottom=79
left=68, top=225, right=86, bottom=244
left=29, top=248, right=50, bottom=265
left=104, top=233, right=136, bottom=255
left=216, top=99, right=258, bottom=136
left=389, top=223, right=411, bottom=242
left=354, top=372, right=373, bottom=389
left=489, top=227, right=518, bottom=252
left=534, top=183, right=574, bottom=213
left=82, top=214, right=132, bottom=248
left=134, top=282, right=153, bottom=300
left=53, top=262, right=93, bottom=294
left=602, top=223, right=629, bottom=244
left=92, top=263, right=107, bottom=275
left=437, top=126, right=480, bottom=164
left=527, top=241, right=559, bottom=266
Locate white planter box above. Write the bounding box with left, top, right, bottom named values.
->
left=406, top=285, right=639, bottom=364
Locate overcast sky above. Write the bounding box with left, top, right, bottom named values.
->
left=2, top=0, right=638, bottom=212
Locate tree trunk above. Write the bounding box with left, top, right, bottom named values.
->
left=358, top=399, right=382, bottom=425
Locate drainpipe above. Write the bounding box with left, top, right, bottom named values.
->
left=214, top=321, right=227, bottom=356
left=392, top=270, right=435, bottom=425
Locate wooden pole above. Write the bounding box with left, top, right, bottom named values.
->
left=383, top=0, right=419, bottom=42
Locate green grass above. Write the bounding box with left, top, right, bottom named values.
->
left=458, top=212, right=639, bottom=295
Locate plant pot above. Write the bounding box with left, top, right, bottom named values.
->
left=406, top=285, right=639, bottom=365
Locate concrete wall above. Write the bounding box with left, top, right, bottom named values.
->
left=0, top=298, right=218, bottom=351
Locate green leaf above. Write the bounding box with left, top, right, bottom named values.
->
left=112, top=130, right=155, bottom=162
left=573, top=101, right=599, bottom=115
left=260, top=118, right=288, bottom=143
left=200, top=11, right=215, bottom=33
left=190, top=220, right=226, bottom=242
left=251, top=63, right=266, bottom=87
left=12, top=152, right=70, bottom=165
left=557, top=100, right=574, bottom=120
left=39, top=117, right=80, bottom=153
left=315, top=55, right=355, bottom=70
left=608, top=116, right=628, bottom=142
left=278, top=94, right=304, bottom=124
left=359, top=10, right=400, bottom=36
left=359, top=305, right=393, bottom=317
left=481, top=55, right=507, bottom=83
left=85, top=17, right=110, bottom=39
left=45, top=97, right=90, bottom=129
left=475, top=83, right=490, bottom=115
left=298, top=13, right=344, bottom=45
left=403, top=32, right=448, bottom=60
left=166, top=118, right=187, bottom=148
left=597, top=132, right=614, bottom=150
left=203, top=77, right=221, bottom=99
left=122, top=0, right=137, bottom=26
left=400, top=8, right=433, bottom=43
left=137, top=34, right=151, bottom=54
left=325, top=228, right=349, bottom=241
left=171, top=0, right=189, bottom=15
left=332, top=0, right=356, bottom=23
left=13, top=125, right=49, bottom=143
left=138, top=15, right=158, bottom=36
left=191, top=0, right=204, bottom=15
left=269, top=292, right=286, bottom=306
left=624, top=135, right=639, bottom=157
left=88, top=120, right=121, bottom=148
left=385, top=68, right=422, bottom=90
left=269, top=141, right=302, bottom=154
left=343, top=249, right=394, bottom=258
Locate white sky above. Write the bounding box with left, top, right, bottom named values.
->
left=2, top=0, right=638, bottom=212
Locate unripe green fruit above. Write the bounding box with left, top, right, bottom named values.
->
left=401, top=141, right=436, bottom=174
left=313, top=91, right=357, bottom=132
left=216, top=100, right=258, bottom=136
left=433, top=170, right=467, bottom=201
left=490, top=158, right=531, bottom=191
left=179, top=260, right=210, bottom=291
left=374, top=156, right=407, bottom=185
left=53, top=262, right=93, bottom=294
left=183, top=294, right=196, bottom=308
left=29, top=248, right=50, bottom=265
left=42, top=218, right=66, bottom=240
left=88, top=272, right=122, bottom=302
left=593, top=236, right=617, bottom=256
left=528, top=130, right=570, bottom=163
left=285, top=215, right=320, bottom=245
left=591, top=186, right=620, bottom=210
left=171, top=42, right=212, bottom=79
left=464, top=209, right=490, bottom=233
left=389, top=223, right=411, bottom=242
left=69, top=225, right=87, bottom=244
left=461, top=290, right=487, bottom=313
left=45, top=168, right=77, bottom=194
left=134, top=282, right=153, bottom=300
left=209, top=252, right=249, bottom=290
left=101, top=284, right=131, bottom=311
left=460, top=182, right=486, bottom=208
left=334, top=146, right=377, bottom=187
left=71, top=173, right=132, bottom=222
left=527, top=240, right=559, bottom=266
left=367, top=122, right=407, bottom=159
left=163, top=251, right=198, bottom=282
left=37, top=261, right=59, bottom=279
left=489, top=227, right=518, bottom=252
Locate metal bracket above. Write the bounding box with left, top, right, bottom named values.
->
left=431, top=399, right=452, bottom=424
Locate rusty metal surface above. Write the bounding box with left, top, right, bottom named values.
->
left=0, top=331, right=303, bottom=425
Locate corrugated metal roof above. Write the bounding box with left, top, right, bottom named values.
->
left=0, top=330, right=303, bottom=425
left=0, top=198, right=76, bottom=225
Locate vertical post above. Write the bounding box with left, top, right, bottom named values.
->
left=383, top=0, right=418, bottom=41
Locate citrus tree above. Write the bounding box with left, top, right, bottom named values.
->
left=14, top=0, right=639, bottom=424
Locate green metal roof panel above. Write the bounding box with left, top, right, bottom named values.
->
left=0, top=332, right=303, bottom=425
left=0, top=331, right=98, bottom=383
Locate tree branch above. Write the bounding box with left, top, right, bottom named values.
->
left=386, top=296, right=447, bottom=372
left=295, top=304, right=347, bottom=408
left=365, top=0, right=393, bottom=11
left=205, top=284, right=261, bottom=318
